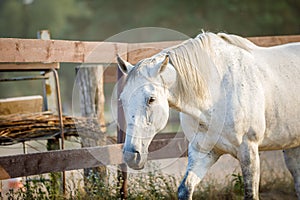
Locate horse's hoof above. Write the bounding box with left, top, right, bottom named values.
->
left=178, top=183, right=190, bottom=200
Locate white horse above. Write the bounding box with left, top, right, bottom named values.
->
left=117, top=32, right=300, bottom=200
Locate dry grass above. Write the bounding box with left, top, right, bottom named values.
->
left=6, top=168, right=297, bottom=200
left=5, top=151, right=298, bottom=199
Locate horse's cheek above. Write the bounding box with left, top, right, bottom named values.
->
left=155, top=107, right=169, bottom=130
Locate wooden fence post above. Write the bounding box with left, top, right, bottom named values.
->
left=76, top=65, right=107, bottom=186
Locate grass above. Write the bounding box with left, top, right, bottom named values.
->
left=4, top=169, right=296, bottom=200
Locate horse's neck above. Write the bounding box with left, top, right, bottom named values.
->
left=204, top=37, right=233, bottom=76
left=164, top=70, right=211, bottom=122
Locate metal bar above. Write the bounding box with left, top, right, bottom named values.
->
left=50, top=68, right=66, bottom=195
left=51, top=68, right=64, bottom=149
left=0, top=63, right=59, bottom=71
left=41, top=71, right=48, bottom=111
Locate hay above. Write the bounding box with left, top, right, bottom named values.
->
left=0, top=111, right=110, bottom=145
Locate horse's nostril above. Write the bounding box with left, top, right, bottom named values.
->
left=123, top=149, right=141, bottom=162
left=123, top=149, right=146, bottom=170
left=134, top=151, right=141, bottom=162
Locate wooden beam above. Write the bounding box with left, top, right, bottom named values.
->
left=1, top=35, right=299, bottom=65
left=0, top=144, right=123, bottom=180
left=127, top=41, right=181, bottom=63
left=248, top=35, right=300, bottom=47
left=0, top=137, right=187, bottom=180
left=0, top=38, right=127, bottom=63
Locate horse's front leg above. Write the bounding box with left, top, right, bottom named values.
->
left=178, top=144, right=220, bottom=200
left=239, top=136, right=260, bottom=200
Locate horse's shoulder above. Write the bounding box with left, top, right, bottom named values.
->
left=217, top=33, right=257, bottom=52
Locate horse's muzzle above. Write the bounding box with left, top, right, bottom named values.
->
left=123, top=149, right=146, bottom=170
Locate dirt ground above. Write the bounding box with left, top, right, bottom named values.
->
left=260, top=191, right=297, bottom=200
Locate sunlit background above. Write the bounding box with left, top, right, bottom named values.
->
left=1, top=0, right=299, bottom=113
left=1, top=0, right=299, bottom=40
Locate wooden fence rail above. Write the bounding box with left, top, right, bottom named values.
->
left=0, top=137, right=188, bottom=180
left=0, top=34, right=299, bottom=180
left=1, top=35, right=300, bottom=64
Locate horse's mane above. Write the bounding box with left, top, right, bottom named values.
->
left=217, top=32, right=256, bottom=51
left=162, top=32, right=256, bottom=107
left=162, top=32, right=216, bottom=107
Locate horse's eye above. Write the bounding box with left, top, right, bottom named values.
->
left=147, top=97, right=156, bottom=105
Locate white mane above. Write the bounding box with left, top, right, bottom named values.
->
left=162, top=32, right=257, bottom=107
left=162, top=32, right=216, bottom=107
left=217, top=32, right=257, bottom=51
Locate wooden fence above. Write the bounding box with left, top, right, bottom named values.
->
left=0, top=34, right=300, bottom=180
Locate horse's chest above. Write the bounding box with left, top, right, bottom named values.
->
left=213, top=131, right=241, bottom=156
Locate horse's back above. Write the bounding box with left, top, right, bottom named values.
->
left=255, top=43, right=300, bottom=150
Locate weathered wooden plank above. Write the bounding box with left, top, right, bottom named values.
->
left=0, top=144, right=123, bottom=180
left=0, top=38, right=127, bottom=63
left=1, top=35, right=299, bottom=64
left=248, top=35, right=300, bottom=47
left=0, top=95, right=43, bottom=115
left=0, top=137, right=187, bottom=180
left=127, top=41, right=182, bottom=63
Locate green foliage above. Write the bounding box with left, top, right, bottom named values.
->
left=81, top=170, right=114, bottom=199
left=0, top=0, right=299, bottom=111
left=0, top=0, right=90, bottom=39
left=231, top=173, right=244, bottom=196
left=0, top=0, right=299, bottom=40
left=7, top=176, right=63, bottom=200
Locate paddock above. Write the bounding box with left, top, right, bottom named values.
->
left=0, top=33, right=299, bottom=198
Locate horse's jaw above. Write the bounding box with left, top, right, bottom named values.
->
left=125, top=161, right=145, bottom=170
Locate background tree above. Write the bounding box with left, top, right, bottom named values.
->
left=0, top=0, right=299, bottom=111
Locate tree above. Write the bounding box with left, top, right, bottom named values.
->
left=0, top=0, right=90, bottom=39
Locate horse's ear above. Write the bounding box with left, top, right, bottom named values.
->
left=117, top=54, right=134, bottom=75
left=160, top=54, right=169, bottom=74
left=151, top=54, right=169, bottom=77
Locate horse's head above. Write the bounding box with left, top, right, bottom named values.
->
left=117, top=54, right=176, bottom=170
